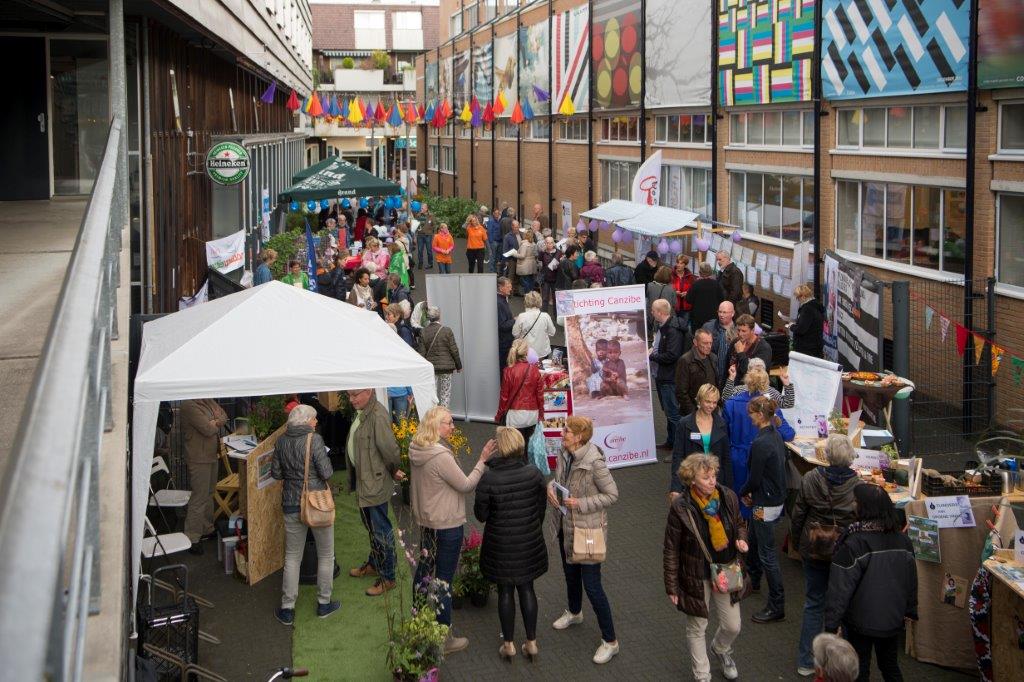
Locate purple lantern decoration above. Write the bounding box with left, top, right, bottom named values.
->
left=611, top=228, right=624, bottom=243
left=657, top=238, right=670, bottom=255
left=526, top=347, right=540, bottom=365
left=576, top=218, right=587, bottom=232
left=731, top=230, right=743, bottom=243
left=588, top=219, right=599, bottom=232
left=669, top=239, right=683, bottom=254
left=695, top=237, right=711, bottom=252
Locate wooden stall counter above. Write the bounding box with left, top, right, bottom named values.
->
left=984, top=555, right=1024, bottom=680
left=233, top=424, right=287, bottom=586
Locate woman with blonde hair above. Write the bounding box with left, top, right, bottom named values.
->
left=475, top=427, right=549, bottom=661
left=789, top=282, right=825, bottom=359
left=495, top=338, right=545, bottom=444
left=722, top=359, right=794, bottom=408
left=361, top=236, right=390, bottom=272
left=663, top=453, right=749, bottom=681
left=515, top=229, right=539, bottom=294
left=672, top=384, right=732, bottom=499
left=546, top=415, right=620, bottom=664
left=513, top=291, right=557, bottom=360
left=409, top=406, right=496, bottom=654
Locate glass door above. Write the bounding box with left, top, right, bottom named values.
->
left=50, top=38, right=108, bottom=195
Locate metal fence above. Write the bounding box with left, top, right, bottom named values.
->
left=0, top=118, right=124, bottom=679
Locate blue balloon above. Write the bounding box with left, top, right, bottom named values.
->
left=341, top=198, right=351, bottom=209
left=290, top=202, right=299, bottom=212
left=306, top=201, right=316, bottom=211
left=320, top=199, right=330, bottom=210
left=385, top=197, right=396, bottom=209
left=359, top=198, right=369, bottom=209
left=411, top=201, right=422, bottom=213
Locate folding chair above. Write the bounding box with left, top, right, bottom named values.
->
left=149, top=456, right=192, bottom=509
left=212, top=444, right=239, bottom=520
left=141, top=517, right=192, bottom=559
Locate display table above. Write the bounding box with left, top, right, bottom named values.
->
left=983, top=556, right=1024, bottom=679
left=229, top=424, right=287, bottom=586
left=904, top=495, right=1022, bottom=670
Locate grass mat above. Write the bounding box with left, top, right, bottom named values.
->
left=291, top=483, right=413, bottom=681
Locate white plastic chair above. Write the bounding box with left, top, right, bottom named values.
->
left=149, top=456, right=191, bottom=508
left=141, top=517, right=191, bottom=558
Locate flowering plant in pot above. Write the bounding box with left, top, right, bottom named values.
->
left=387, top=606, right=447, bottom=682
left=452, top=528, right=490, bottom=607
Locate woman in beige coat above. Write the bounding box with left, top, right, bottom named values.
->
left=516, top=229, right=539, bottom=294
left=546, top=415, right=620, bottom=665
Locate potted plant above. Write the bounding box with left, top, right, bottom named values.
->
left=453, top=528, right=490, bottom=607
left=249, top=395, right=288, bottom=440
left=392, top=416, right=417, bottom=504
left=341, top=56, right=355, bottom=69
left=387, top=607, right=447, bottom=682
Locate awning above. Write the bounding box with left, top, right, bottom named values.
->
left=580, top=201, right=700, bottom=237
left=280, top=157, right=402, bottom=202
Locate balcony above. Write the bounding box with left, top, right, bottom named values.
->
left=326, top=68, right=416, bottom=93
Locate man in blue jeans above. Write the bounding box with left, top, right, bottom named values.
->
left=415, top=204, right=435, bottom=269
left=649, top=300, right=687, bottom=454
left=345, top=388, right=403, bottom=596
left=485, top=207, right=503, bottom=273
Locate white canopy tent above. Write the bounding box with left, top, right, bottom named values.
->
left=580, top=200, right=700, bottom=237
left=130, top=281, right=437, bottom=597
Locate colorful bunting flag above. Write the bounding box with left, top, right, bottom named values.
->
left=442, top=99, right=453, bottom=119
left=924, top=306, right=934, bottom=331
left=459, top=102, right=472, bottom=123
left=308, top=93, right=323, bottom=117
left=494, top=92, right=506, bottom=115
left=358, top=98, right=369, bottom=121
left=301, top=96, right=311, bottom=113
left=510, top=100, right=525, bottom=124
left=940, top=316, right=950, bottom=343
left=404, top=101, right=418, bottom=124
left=482, top=101, right=494, bottom=125
left=260, top=81, right=276, bottom=104
left=470, top=95, right=481, bottom=116
left=974, top=336, right=985, bottom=366
left=532, top=85, right=549, bottom=102
left=424, top=101, right=436, bottom=123
left=388, top=102, right=403, bottom=128
left=418, top=103, right=426, bottom=120
left=340, top=97, right=350, bottom=120
left=470, top=101, right=482, bottom=128
left=286, top=89, right=300, bottom=112
left=991, top=344, right=1005, bottom=377
left=522, top=98, right=534, bottom=121
left=558, top=92, right=576, bottom=117
left=348, top=97, right=364, bottom=125
left=955, top=324, right=969, bottom=357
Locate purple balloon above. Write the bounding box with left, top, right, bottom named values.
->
left=589, top=219, right=599, bottom=232
left=576, top=218, right=587, bottom=232
left=527, top=348, right=540, bottom=365
left=669, top=239, right=683, bottom=254
left=731, top=230, right=743, bottom=243
left=695, top=237, right=710, bottom=252
left=611, top=228, right=624, bottom=243
left=598, top=220, right=609, bottom=231
left=657, top=238, right=670, bottom=255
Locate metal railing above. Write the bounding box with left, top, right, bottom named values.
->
left=0, top=117, right=124, bottom=680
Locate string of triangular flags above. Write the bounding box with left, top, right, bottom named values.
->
left=915, top=292, right=1024, bottom=386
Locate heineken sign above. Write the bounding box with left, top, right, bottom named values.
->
left=206, top=141, right=251, bottom=185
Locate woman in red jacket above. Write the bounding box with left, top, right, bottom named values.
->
left=672, top=254, right=695, bottom=331
left=495, top=338, right=545, bottom=446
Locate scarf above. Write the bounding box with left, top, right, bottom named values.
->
left=690, top=487, right=729, bottom=552
left=353, top=283, right=372, bottom=306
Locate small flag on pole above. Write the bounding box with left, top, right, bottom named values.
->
left=304, top=219, right=319, bottom=293
left=286, top=89, right=300, bottom=111
left=260, top=81, right=276, bottom=104
left=532, top=85, right=550, bottom=102
left=558, top=92, right=576, bottom=116
left=510, top=101, right=525, bottom=124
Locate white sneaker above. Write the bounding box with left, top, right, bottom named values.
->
left=797, top=666, right=816, bottom=677
left=552, top=610, right=583, bottom=630
left=592, top=640, right=619, bottom=664
left=713, top=646, right=738, bottom=680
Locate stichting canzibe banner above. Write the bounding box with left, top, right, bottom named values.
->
left=561, top=285, right=656, bottom=469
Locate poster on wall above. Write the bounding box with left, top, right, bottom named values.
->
left=826, top=250, right=884, bottom=372
left=823, top=251, right=840, bottom=363
left=493, top=33, right=518, bottom=117
left=718, top=0, right=814, bottom=106
left=552, top=5, right=590, bottom=114
left=978, top=0, right=1024, bottom=89
left=645, top=0, right=710, bottom=108
left=425, top=61, right=438, bottom=103
left=563, top=285, right=656, bottom=469
left=473, top=42, right=493, bottom=103
left=821, top=0, right=969, bottom=100
left=453, top=51, right=470, bottom=109
left=519, top=20, right=550, bottom=116
left=593, top=0, right=643, bottom=110
left=206, top=229, right=246, bottom=273
left=440, top=56, right=453, bottom=100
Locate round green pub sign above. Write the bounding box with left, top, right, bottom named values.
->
left=206, top=141, right=251, bottom=185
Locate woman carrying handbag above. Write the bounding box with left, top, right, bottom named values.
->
left=270, top=405, right=338, bottom=625
left=495, top=339, right=545, bottom=445
left=546, top=416, right=620, bottom=665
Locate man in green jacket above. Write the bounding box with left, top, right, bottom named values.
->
left=346, top=388, right=403, bottom=596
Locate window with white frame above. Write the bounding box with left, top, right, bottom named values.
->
left=660, top=165, right=713, bottom=221
left=835, top=105, right=967, bottom=152
left=600, top=116, right=640, bottom=143
left=458, top=123, right=471, bottom=138
left=525, top=119, right=549, bottom=140
left=464, top=3, right=478, bottom=31
left=392, top=11, right=423, bottom=51
left=482, top=0, right=498, bottom=22
left=997, top=193, right=1024, bottom=287
left=440, top=119, right=455, bottom=137
left=428, top=143, right=440, bottom=170
left=729, top=110, right=813, bottom=148
left=834, top=179, right=966, bottom=274
left=560, top=117, right=589, bottom=141
left=497, top=120, right=519, bottom=139
left=730, top=171, right=815, bottom=242
left=441, top=145, right=454, bottom=172
left=999, top=102, right=1024, bottom=153
left=655, top=114, right=711, bottom=145
left=354, top=11, right=386, bottom=50
left=449, top=12, right=463, bottom=38
left=601, top=160, right=640, bottom=201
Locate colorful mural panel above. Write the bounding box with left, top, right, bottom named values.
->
left=425, top=61, right=438, bottom=103
left=717, top=0, right=815, bottom=106
left=593, top=0, right=642, bottom=110
left=821, top=0, right=969, bottom=99
left=646, top=0, right=711, bottom=108
left=979, top=0, right=1024, bottom=89
left=440, top=55, right=453, bottom=101
left=519, top=20, right=550, bottom=116
left=453, top=51, right=470, bottom=109
left=494, top=33, right=518, bottom=117
left=473, top=41, right=493, bottom=103
left=552, top=5, right=590, bottom=114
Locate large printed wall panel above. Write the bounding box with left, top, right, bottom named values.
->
left=473, top=42, right=493, bottom=103
left=453, top=51, right=470, bottom=109
left=440, top=56, right=453, bottom=100
left=646, top=0, right=711, bottom=108
left=593, top=0, right=643, bottom=110
left=979, top=0, right=1024, bottom=89
left=553, top=5, right=590, bottom=114
left=821, top=0, right=969, bottom=100
left=425, top=62, right=438, bottom=102
left=494, top=33, right=518, bottom=117
left=519, top=21, right=550, bottom=116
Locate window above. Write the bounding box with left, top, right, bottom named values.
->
left=600, top=116, right=640, bottom=143
left=729, top=171, right=814, bottom=242
left=428, top=143, right=440, bottom=170
left=464, top=3, right=478, bottom=31
left=497, top=120, right=518, bottom=139
left=483, top=0, right=498, bottom=22
left=393, top=11, right=423, bottom=50
left=458, top=123, right=471, bottom=138
left=835, top=179, right=966, bottom=273
left=525, top=119, right=549, bottom=140
left=441, top=145, right=454, bottom=173
left=600, top=160, right=640, bottom=201
left=729, top=110, right=812, bottom=148
left=835, top=105, right=967, bottom=152
left=999, top=103, right=1024, bottom=153
left=998, top=193, right=1024, bottom=287
left=660, top=165, right=713, bottom=220
left=654, top=114, right=710, bottom=145
left=354, top=11, right=386, bottom=50
left=560, top=117, right=589, bottom=141
left=449, top=12, right=463, bottom=38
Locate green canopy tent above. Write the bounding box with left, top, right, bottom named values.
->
left=278, top=157, right=402, bottom=203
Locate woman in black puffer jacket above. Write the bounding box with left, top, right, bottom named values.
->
left=474, top=427, right=548, bottom=661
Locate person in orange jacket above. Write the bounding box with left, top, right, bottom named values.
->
left=432, top=223, right=455, bottom=274
left=465, top=217, right=487, bottom=273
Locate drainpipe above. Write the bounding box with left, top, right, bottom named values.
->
left=963, top=0, right=979, bottom=423
left=142, top=20, right=156, bottom=313
left=710, top=3, right=718, bottom=224
left=812, top=0, right=823, bottom=298
left=587, top=0, right=594, bottom=211
left=639, top=0, right=646, bottom=163
left=516, top=11, right=522, bottom=216
left=547, top=0, right=553, bottom=228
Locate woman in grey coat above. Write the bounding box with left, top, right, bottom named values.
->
left=271, top=404, right=338, bottom=624
left=417, top=306, right=462, bottom=407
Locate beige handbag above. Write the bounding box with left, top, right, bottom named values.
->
left=569, top=470, right=606, bottom=562
left=299, top=433, right=335, bottom=528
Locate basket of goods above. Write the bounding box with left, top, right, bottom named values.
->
left=921, top=469, right=1002, bottom=498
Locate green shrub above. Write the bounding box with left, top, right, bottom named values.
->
left=418, top=191, right=479, bottom=238
left=341, top=57, right=355, bottom=69
left=371, top=50, right=391, bottom=71
left=264, top=219, right=328, bottom=278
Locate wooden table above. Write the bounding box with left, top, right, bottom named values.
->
left=983, top=557, right=1024, bottom=679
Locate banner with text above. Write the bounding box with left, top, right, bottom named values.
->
left=562, top=285, right=656, bottom=469
left=205, top=229, right=246, bottom=274
left=825, top=250, right=883, bottom=372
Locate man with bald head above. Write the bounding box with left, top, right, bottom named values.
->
left=702, top=300, right=737, bottom=386
left=531, top=203, right=548, bottom=234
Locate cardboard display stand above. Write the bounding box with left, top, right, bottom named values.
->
left=237, top=424, right=287, bottom=586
